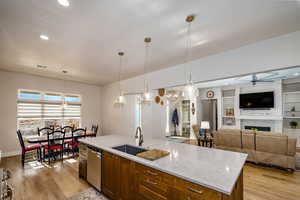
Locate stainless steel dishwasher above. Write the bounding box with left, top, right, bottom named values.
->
left=87, top=147, right=102, bottom=191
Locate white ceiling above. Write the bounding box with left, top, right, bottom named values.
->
left=0, top=0, right=300, bottom=85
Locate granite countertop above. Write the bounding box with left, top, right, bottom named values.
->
left=79, top=135, right=247, bottom=195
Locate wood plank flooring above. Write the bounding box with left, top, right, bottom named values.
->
left=1, top=156, right=299, bottom=200
left=0, top=156, right=90, bottom=200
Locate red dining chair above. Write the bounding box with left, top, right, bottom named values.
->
left=43, top=130, right=66, bottom=165
left=17, top=130, right=42, bottom=167
left=66, top=128, right=86, bottom=156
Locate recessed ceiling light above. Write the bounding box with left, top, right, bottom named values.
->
left=294, top=73, right=299, bottom=76
left=40, top=35, right=49, bottom=40
left=57, top=0, right=70, bottom=7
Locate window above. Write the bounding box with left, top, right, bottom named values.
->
left=19, top=91, right=42, bottom=100
left=17, top=90, right=81, bottom=135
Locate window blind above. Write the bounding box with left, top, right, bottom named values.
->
left=64, top=104, right=81, bottom=119
left=17, top=102, right=42, bottom=118
left=17, top=89, right=82, bottom=130
left=43, top=103, right=63, bottom=118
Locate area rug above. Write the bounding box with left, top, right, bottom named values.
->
left=66, top=188, right=108, bottom=200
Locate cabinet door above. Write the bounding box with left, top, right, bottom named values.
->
left=119, top=157, right=134, bottom=200
left=102, top=151, right=120, bottom=200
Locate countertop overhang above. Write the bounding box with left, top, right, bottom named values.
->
left=79, top=135, right=247, bottom=195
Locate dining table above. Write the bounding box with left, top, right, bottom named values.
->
left=25, top=131, right=96, bottom=144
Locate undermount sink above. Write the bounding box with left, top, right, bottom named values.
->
left=112, top=144, right=148, bottom=156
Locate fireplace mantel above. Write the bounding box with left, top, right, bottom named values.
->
left=236, top=115, right=283, bottom=120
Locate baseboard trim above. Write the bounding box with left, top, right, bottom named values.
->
left=1, top=151, right=21, bottom=158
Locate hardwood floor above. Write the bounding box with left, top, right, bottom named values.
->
left=0, top=156, right=90, bottom=200
left=1, top=156, right=299, bottom=200
left=243, top=163, right=300, bottom=200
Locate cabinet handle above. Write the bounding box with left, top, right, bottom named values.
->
left=146, top=170, right=158, bottom=176
left=188, top=187, right=203, bottom=195
left=146, top=179, right=158, bottom=185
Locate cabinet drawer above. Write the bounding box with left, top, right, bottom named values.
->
left=136, top=163, right=173, bottom=184
left=139, top=175, right=169, bottom=195
left=136, top=163, right=173, bottom=198
left=174, top=178, right=221, bottom=200
left=137, top=184, right=167, bottom=200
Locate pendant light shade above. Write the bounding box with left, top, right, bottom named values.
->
left=141, top=37, right=152, bottom=104
left=182, top=15, right=198, bottom=99
left=115, top=52, right=125, bottom=105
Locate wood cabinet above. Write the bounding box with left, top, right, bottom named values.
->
left=102, top=151, right=120, bottom=200
left=102, top=152, right=135, bottom=200
left=173, top=177, right=222, bottom=200
left=101, top=151, right=243, bottom=200
left=135, top=163, right=174, bottom=200
left=119, top=157, right=135, bottom=200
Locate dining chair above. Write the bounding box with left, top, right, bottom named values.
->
left=37, top=127, right=53, bottom=136
left=62, top=125, right=74, bottom=134
left=192, top=124, right=202, bottom=146
left=17, top=130, right=42, bottom=167
left=91, top=124, right=99, bottom=136
left=43, top=130, right=66, bottom=165
left=66, top=128, right=86, bottom=156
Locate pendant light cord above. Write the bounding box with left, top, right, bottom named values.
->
left=119, top=54, right=122, bottom=96
left=185, top=22, right=192, bottom=83
left=144, top=41, right=150, bottom=93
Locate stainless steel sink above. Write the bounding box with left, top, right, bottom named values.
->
left=112, top=144, right=148, bottom=156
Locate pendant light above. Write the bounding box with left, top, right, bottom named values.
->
left=182, top=15, right=198, bottom=99
left=115, top=52, right=125, bottom=105
left=62, top=70, right=68, bottom=109
left=141, top=37, right=152, bottom=104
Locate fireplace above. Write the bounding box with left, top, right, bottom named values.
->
left=245, top=126, right=271, bottom=131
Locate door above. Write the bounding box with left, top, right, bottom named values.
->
left=201, top=99, right=218, bottom=132
left=102, top=152, right=120, bottom=200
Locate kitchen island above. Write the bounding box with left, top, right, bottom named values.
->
left=79, top=135, right=247, bottom=200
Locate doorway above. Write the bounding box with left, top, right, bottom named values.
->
left=200, top=99, right=218, bottom=132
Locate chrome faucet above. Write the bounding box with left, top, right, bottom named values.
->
left=135, top=126, right=143, bottom=146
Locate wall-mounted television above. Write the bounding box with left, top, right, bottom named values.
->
left=239, top=91, right=274, bottom=109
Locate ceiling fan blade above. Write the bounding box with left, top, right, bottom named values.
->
left=255, top=80, right=273, bottom=82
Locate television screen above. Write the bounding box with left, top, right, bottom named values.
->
left=239, top=92, right=274, bottom=109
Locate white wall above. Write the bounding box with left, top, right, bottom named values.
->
left=101, top=31, right=300, bottom=138
left=0, top=70, right=101, bottom=156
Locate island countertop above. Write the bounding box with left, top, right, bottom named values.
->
left=79, top=135, right=247, bottom=195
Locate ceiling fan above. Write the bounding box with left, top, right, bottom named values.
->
left=250, top=74, right=273, bottom=86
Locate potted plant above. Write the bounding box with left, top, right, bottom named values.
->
left=290, top=121, right=298, bottom=129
